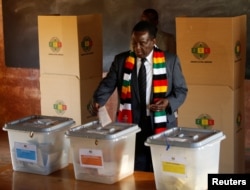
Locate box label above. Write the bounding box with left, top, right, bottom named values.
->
left=79, top=149, right=103, bottom=168
left=161, top=155, right=187, bottom=176
left=162, top=161, right=186, bottom=174
left=14, top=142, right=37, bottom=163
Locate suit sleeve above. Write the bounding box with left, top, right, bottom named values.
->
left=166, top=53, right=188, bottom=115
left=93, top=53, right=125, bottom=106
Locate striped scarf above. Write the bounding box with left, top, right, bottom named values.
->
left=118, top=47, right=168, bottom=134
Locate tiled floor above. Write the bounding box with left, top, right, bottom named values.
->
left=0, top=131, right=250, bottom=173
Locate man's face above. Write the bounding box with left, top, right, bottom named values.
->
left=131, top=31, right=155, bottom=58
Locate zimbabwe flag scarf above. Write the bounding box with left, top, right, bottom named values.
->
left=118, top=47, right=168, bottom=134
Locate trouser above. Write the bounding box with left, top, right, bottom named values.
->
left=134, top=116, right=153, bottom=172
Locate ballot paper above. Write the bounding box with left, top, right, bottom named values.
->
left=98, top=106, right=112, bottom=127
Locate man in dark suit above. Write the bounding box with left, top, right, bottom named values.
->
left=88, top=21, right=187, bottom=172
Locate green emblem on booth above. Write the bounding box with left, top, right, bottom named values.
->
left=196, top=114, right=214, bottom=129
left=235, top=41, right=241, bottom=59
left=53, top=100, right=67, bottom=115
left=191, top=42, right=210, bottom=60
left=236, top=113, right=241, bottom=127
left=81, top=36, right=93, bottom=52
left=49, top=37, right=62, bottom=53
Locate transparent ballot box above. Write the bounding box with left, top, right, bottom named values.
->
left=3, top=115, right=75, bottom=175
left=145, top=127, right=225, bottom=190
left=65, top=121, right=140, bottom=184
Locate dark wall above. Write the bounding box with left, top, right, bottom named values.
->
left=2, top=0, right=250, bottom=78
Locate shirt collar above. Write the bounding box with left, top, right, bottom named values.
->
left=137, top=49, right=154, bottom=65
left=146, top=50, right=154, bottom=65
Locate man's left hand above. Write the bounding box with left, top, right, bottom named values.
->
left=149, top=98, right=169, bottom=112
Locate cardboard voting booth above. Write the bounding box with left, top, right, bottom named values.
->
left=38, top=14, right=102, bottom=126
left=176, top=15, right=246, bottom=173
left=177, top=85, right=245, bottom=173
left=176, top=15, right=246, bottom=90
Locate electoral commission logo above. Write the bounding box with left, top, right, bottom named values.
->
left=235, top=41, right=241, bottom=60
left=81, top=36, right=93, bottom=55
left=191, top=41, right=241, bottom=60
left=191, top=42, right=211, bottom=60
left=196, top=114, right=214, bottom=129
left=48, top=36, right=93, bottom=54
left=53, top=100, right=67, bottom=115
left=49, top=37, right=62, bottom=53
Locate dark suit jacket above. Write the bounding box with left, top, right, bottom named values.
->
left=93, top=50, right=188, bottom=128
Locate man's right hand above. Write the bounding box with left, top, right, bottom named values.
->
left=87, top=99, right=100, bottom=116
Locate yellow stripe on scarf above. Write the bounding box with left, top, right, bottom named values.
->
left=153, top=86, right=168, bottom=93
left=153, top=57, right=165, bottom=63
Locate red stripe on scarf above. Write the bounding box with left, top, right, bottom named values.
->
left=125, top=60, right=134, bottom=70
left=154, top=127, right=166, bottom=134
left=153, top=79, right=168, bottom=86
left=117, top=109, right=133, bottom=123
left=153, top=51, right=163, bottom=58
left=121, top=92, right=131, bottom=99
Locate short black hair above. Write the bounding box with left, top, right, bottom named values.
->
left=132, top=20, right=157, bottom=39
